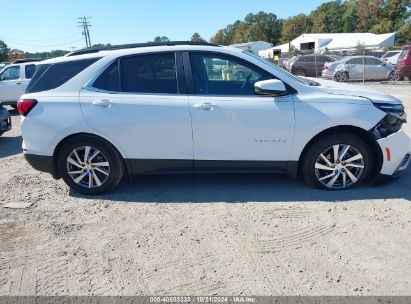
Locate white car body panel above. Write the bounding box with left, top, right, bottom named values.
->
left=289, top=92, right=386, bottom=161
left=188, top=94, right=295, bottom=161
left=79, top=90, right=193, bottom=160
left=377, top=129, right=411, bottom=175
left=20, top=95, right=100, bottom=156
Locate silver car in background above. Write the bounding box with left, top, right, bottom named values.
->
left=322, top=55, right=396, bottom=82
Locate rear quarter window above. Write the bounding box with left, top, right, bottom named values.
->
left=26, top=58, right=100, bottom=94
left=398, top=49, right=409, bottom=62
left=93, top=60, right=120, bottom=92
left=25, top=64, right=36, bottom=79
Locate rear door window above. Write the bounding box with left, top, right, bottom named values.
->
left=366, top=58, right=382, bottom=65
left=0, top=66, right=20, bottom=80
left=26, top=58, right=100, bottom=93
left=323, top=56, right=336, bottom=62
left=120, top=53, right=178, bottom=94
left=298, top=56, right=310, bottom=63
left=346, top=58, right=363, bottom=64
left=25, top=64, right=36, bottom=79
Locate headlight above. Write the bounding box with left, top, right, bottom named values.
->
left=372, top=103, right=407, bottom=138
left=373, top=103, right=406, bottom=120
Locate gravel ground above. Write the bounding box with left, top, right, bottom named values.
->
left=0, top=83, right=410, bottom=296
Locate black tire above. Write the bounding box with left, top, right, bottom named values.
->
left=57, top=134, right=125, bottom=195
left=301, top=132, right=374, bottom=190
left=334, top=71, right=348, bottom=82
left=295, top=69, right=306, bottom=76
left=388, top=72, right=400, bottom=81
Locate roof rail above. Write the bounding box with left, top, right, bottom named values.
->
left=67, top=41, right=218, bottom=57
left=12, top=58, right=40, bottom=64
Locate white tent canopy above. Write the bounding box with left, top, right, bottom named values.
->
left=259, top=32, right=396, bottom=58
left=230, top=41, right=273, bottom=55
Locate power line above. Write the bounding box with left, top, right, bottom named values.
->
left=78, top=17, right=92, bottom=48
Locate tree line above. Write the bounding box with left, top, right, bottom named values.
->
left=210, top=0, right=411, bottom=46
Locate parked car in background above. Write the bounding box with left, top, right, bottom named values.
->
left=0, top=59, right=38, bottom=108
left=381, top=50, right=401, bottom=66
left=289, top=54, right=338, bottom=77
left=322, top=56, right=395, bottom=82
left=0, top=105, right=11, bottom=136
left=18, top=42, right=410, bottom=194
left=394, top=45, right=411, bottom=80
left=285, top=56, right=298, bottom=71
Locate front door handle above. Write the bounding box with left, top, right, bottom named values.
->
left=194, top=102, right=215, bottom=111
left=92, top=99, right=113, bottom=107
left=16, top=82, right=21, bottom=85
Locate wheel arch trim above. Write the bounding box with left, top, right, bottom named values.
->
left=52, top=132, right=130, bottom=179
left=291, top=125, right=383, bottom=180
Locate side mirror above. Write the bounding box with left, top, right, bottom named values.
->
left=254, top=79, right=287, bottom=96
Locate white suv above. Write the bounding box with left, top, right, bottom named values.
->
left=18, top=42, right=410, bottom=195
left=0, top=59, right=38, bottom=107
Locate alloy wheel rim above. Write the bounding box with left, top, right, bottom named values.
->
left=314, top=144, right=364, bottom=189
left=389, top=73, right=399, bottom=81
left=336, top=73, right=346, bottom=81
left=66, top=146, right=110, bottom=189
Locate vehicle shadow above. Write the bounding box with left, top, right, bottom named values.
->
left=71, top=167, right=411, bottom=203
left=0, top=136, right=22, bottom=158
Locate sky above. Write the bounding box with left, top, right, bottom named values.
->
left=1, top=0, right=330, bottom=52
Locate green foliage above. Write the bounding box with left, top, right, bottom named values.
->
left=91, top=43, right=112, bottom=48
left=24, top=50, right=70, bottom=60
left=153, top=36, right=170, bottom=42
left=310, top=0, right=345, bottom=33
left=210, top=0, right=411, bottom=47
left=191, top=33, right=206, bottom=42
left=281, top=14, right=311, bottom=43
left=210, top=12, right=282, bottom=45
left=0, top=40, right=9, bottom=62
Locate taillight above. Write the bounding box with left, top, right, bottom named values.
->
left=323, top=64, right=329, bottom=71
left=404, top=57, right=409, bottom=65
left=17, top=99, right=38, bottom=116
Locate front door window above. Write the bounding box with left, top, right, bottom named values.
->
left=0, top=66, right=20, bottom=81
left=189, top=53, right=271, bottom=96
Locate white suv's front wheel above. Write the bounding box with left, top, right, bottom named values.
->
left=57, top=135, right=125, bottom=195
left=301, top=132, right=374, bottom=190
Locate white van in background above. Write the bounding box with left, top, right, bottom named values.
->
left=0, top=59, right=38, bottom=108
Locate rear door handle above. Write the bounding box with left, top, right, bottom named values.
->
left=194, top=102, right=215, bottom=111
left=16, top=83, right=21, bottom=85
left=92, top=99, right=113, bottom=107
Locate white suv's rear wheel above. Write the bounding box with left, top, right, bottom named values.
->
left=302, top=132, right=374, bottom=190
left=57, top=135, right=124, bottom=195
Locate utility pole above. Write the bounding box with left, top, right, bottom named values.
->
left=77, top=17, right=92, bottom=48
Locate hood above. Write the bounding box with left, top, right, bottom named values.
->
left=305, top=77, right=403, bottom=105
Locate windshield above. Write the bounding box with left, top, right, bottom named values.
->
left=243, top=51, right=308, bottom=85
